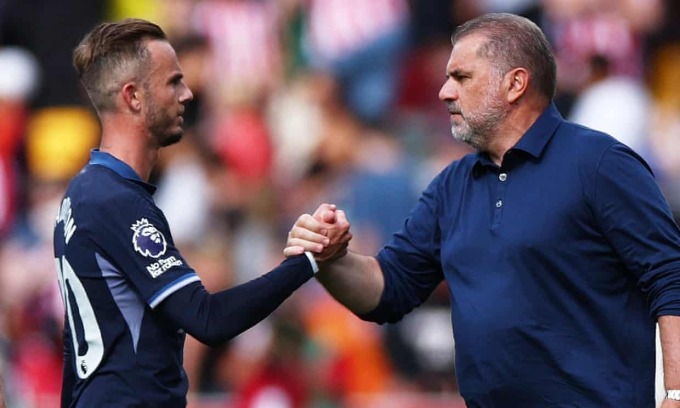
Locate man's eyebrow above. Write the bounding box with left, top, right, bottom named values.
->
left=447, top=68, right=470, bottom=78
left=168, top=72, right=184, bottom=83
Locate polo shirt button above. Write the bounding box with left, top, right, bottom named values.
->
left=496, top=200, right=503, bottom=208
left=499, top=173, right=507, bottom=181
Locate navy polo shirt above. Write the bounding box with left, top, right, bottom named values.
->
left=367, top=104, right=680, bottom=406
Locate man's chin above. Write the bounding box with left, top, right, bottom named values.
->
left=160, top=131, right=183, bottom=147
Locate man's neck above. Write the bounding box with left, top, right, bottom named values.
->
left=99, top=114, right=158, bottom=181
left=485, top=101, right=547, bottom=166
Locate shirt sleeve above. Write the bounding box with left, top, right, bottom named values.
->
left=157, top=255, right=314, bottom=346
left=592, top=143, right=680, bottom=317
left=91, top=192, right=198, bottom=308
left=361, top=172, right=445, bottom=324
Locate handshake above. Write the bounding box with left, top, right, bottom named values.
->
left=284, top=203, right=353, bottom=263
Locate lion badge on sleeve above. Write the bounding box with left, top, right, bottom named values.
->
left=131, top=218, right=167, bottom=258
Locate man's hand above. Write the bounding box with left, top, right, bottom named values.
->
left=284, top=203, right=352, bottom=262
left=661, top=398, right=680, bottom=408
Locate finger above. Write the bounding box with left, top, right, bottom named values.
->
left=287, top=237, right=326, bottom=253
left=289, top=224, right=330, bottom=245
left=315, top=241, right=350, bottom=262
left=294, top=214, right=327, bottom=235
left=339, top=231, right=353, bottom=244
left=322, top=210, right=350, bottom=242
left=334, top=210, right=350, bottom=230
left=312, top=203, right=337, bottom=220
left=320, top=209, right=337, bottom=224
left=283, top=246, right=305, bottom=258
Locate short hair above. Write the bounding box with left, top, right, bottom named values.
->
left=452, top=13, right=557, bottom=100
left=73, top=18, right=166, bottom=113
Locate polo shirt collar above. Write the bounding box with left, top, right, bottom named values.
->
left=89, top=149, right=156, bottom=193
left=512, top=103, right=563, bottom=158
left=473, top=103, right=563, bottom=169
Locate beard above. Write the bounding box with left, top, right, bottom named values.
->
left=448, top=92, right=508, bottom=151
left=144, top=96, right=184, bottom=147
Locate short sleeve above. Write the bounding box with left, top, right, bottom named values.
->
left=89, top=191, right=199, bottom=308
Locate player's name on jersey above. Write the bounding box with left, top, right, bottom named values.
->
left=57, top=197, right=77, bottom=244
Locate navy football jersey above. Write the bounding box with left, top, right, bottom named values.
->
left=54, top=150, right=200, bottom=407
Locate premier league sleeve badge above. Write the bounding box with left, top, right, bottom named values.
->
left=131, top=218, right=168, bottom=259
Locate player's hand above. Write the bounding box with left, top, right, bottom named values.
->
left=661, top=398, right=680, bottom=408
left=284, top=203, right=352, bottom=262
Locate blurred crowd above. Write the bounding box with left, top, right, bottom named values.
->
left=0, top=0, right=678, bottom=406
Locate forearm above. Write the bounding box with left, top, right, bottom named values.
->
left=660, top=315, right=680, bottom=387
left=159, top=255, right=313, bottom=346
left=315, top=251, right=384, bottom=315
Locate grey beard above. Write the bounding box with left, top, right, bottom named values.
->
left=451, top=123, right=487, bottom=151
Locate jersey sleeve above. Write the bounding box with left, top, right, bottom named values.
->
left=88, top=190, right=199, bottom=308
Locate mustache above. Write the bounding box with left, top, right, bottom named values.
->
left=446, top=102, right=461, bottom=115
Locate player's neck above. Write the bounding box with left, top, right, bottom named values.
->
left=99, top=114, right=160, bottom=182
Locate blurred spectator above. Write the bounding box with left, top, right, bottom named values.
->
left=568, top=54, right=652, bottom=154
left=0, top=46, right=39, bottom=237
left=0, top=0, right=103, bottom=107
left=299, top=285, right=394, bottom=404
left=234, top=312, right=310, bottom=408
left=520, top=0, right=663, bottom=116
left=299, top=0, right=411, bottom=125
left=266, top=72, right=325, bottom=186
left=341, top=126, right=419, bottom=252
left=646, top=0, right=680, bottom=220
left=191, top=0, right=285, bottom=108
left=384, top=283, right=457, bottom=393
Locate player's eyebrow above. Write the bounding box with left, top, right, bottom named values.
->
left=168, top=72, right=184, bottom=84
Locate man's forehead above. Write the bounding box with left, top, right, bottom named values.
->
left=452, top=34, right=486, bottom=56
left=146, top=40, right=181, bottom=72
left=146, top=39, right=175, bottom=60
left=447, top=34, right=487, bottom=67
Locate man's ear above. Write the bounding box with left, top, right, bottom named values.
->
left=505, top=68, right=529, bottom=104
left=122, top=83, right=142, bottom=112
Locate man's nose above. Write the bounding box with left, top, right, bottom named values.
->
left=439, top=80, right=457, bottom=102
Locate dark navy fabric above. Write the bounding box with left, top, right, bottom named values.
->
left=364, top=104, right=680, bottom=407
left=54, top=150, right=313, bottom=407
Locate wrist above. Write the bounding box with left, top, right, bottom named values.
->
left=303, top=251, right=319, bottom=274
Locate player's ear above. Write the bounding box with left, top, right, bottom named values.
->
left=122, top=82, right=142, bottom=112
left=505, top=68, right=529, bottom=104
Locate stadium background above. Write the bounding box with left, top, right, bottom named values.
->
left=0, top=0, right=678, bottom=406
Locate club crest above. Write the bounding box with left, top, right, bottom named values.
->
left=130, top=218, right=167, bottom=258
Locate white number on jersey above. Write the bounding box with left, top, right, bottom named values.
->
left=55, top=256, right=104, bottom=379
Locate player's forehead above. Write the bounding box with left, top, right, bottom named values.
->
left=446, top=33, right=489, bottom=72
left=145, top=39, right=182, bottom=77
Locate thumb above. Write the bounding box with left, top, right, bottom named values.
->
left=321, top=209, right=337, bottom=223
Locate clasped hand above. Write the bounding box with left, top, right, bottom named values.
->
left=284, top=203, right=352, bottom=263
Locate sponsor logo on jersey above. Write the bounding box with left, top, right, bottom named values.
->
left=146, top=255, right=183, bottom=278
left=131, top=218, right=167, bottom=258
